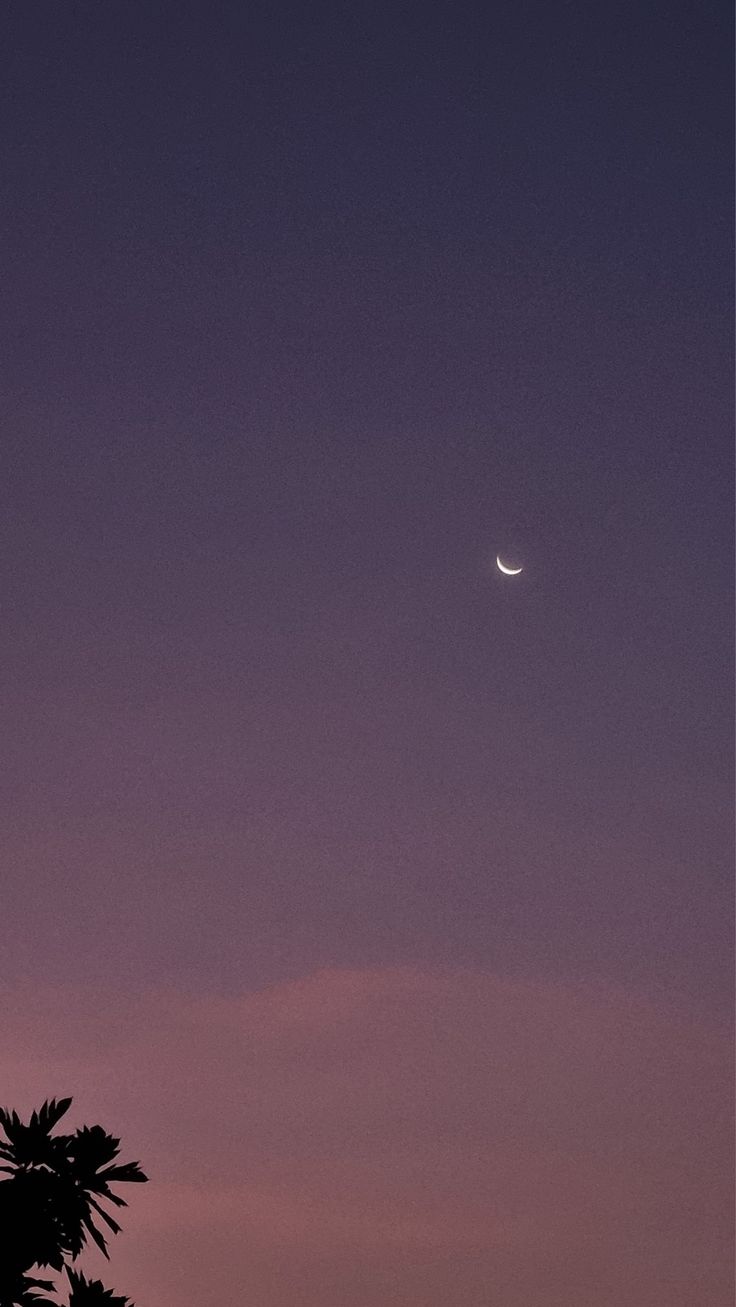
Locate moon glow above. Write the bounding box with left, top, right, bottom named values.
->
left=496, top=555, right=523, bottom=576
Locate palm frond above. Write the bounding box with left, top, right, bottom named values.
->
left=97, top=1162, right=147, bottom=1185
left=0, top=1272, right=58, bottom=1306
left=87, top=1195, right=122, bottom=1234
left=66, top=1269, right=133, bottom=1306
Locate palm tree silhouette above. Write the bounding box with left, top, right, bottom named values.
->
left=0, top=1099, right=146, bottom=1307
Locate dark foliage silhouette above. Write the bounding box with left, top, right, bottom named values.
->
left=65, top=1271, right=132, bottom=1306
left=0, top=1099, right=146, bottom=1307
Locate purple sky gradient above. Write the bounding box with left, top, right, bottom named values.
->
left=1, top=1, right=732, bottom=1301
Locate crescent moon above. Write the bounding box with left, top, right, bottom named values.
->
left=496, top=555, right=523, bottom=576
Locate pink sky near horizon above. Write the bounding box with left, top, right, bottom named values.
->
left=3, top=965, right=732, bottom=1306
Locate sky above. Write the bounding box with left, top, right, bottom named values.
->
left=1, top=1, right=733, bottom=1303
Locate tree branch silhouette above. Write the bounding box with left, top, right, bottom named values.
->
left=0, top=1100, right=147, bottom=1307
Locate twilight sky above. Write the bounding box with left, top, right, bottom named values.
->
left=1, top=2, right=733, bottom=1304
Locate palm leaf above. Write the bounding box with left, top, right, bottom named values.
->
left=97, top=1162, right=147, bottom=1184
left=66, top=1269, right=134, bottom=1306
